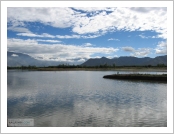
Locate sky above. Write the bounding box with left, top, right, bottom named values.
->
left=7, top=7, right=167, bottom=64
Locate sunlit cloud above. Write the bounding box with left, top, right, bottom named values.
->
left=155, top=41, right=167, bottom=54
left=8, top=7, right=167, bottom=39
left=7, top=38, right=118, bottom=62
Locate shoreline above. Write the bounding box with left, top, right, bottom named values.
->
left=7, top=67, right=167, bottom=72
left=103, top=74, right=167, bottom=82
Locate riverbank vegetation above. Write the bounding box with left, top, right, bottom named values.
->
left=103, top=73, right=167, bottom=82
left=7, top=64, right=167, bottom=71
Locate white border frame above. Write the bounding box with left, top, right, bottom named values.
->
left=1, top=1, right=173, bottom=133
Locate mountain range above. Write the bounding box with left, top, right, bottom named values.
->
left=81, top=55, right=167, bottom=67
left=7, top=51, right=167, bottom=67
left=7, top=51, right=62, bottom=67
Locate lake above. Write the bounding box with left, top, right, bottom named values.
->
left=7, top=70, right=167, bottom=127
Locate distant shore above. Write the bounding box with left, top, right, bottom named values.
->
left=7, top=67, right=167, bottom=72
left=103, top=73, right=167, bottom=82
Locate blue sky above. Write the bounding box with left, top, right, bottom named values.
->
left=7, top=7, right=167, bottom=64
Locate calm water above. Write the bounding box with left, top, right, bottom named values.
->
left=7, top=70, right=167, bottom=127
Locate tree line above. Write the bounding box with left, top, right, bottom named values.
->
left=7, top=63, right=167, bottom=69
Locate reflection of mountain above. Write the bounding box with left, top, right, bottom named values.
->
left=81, top=55, right=167, bottom=66
left=7, top=51, right=62, bottom=67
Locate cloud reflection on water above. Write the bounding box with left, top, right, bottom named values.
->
left=7, top=71, right=167, bottom=127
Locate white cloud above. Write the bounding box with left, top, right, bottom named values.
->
left=82, top=43, right=93, bottom=47
left=155, top=41, right=167, bottom=54
left=132, top=48, right=151, bottom=57
left=129, top=7, right=166, bottom=13
left=138, top=33, right=166, bottom=39
left=82, top=34, right=102, bottom=39
left=36, top=39, right=61, bottom=43
left=7, top=7, right=77, bottom=28
left=139, top=34, right=149, bottom=39
left=8, top=27, right=31, bottom=33
left=7, top=7, right=167, bottom=39
left=157, top=41, right=167, bottom=48
left=72, top=7, right=167, bottom=38
left=17, top=33, right=55, bottom=38
left=77, top=58, right=86, bottom=62
left=72, top=7, right=116, bottom=12
left=122, top=46, right=151, bottom=57
left=56, top=35, right=81, bottom=39
left=108, top=38, right=120, bottom=41
left=106, top=56, right=114, bottom=59
left=56, top=34, right=102, bottom=39
left=8, top=19, right=26, bottom=27
left=7, top=38, right=118, bottom=62
left=17, top=33, right=102, bottom=39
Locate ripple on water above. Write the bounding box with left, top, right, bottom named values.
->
left=7, top=71, right=167, bottom=127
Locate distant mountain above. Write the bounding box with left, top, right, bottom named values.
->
left=143, top=55, right=167, bottom=66
left=81, top=55, right=167, bottom=67
left=7, top=51, right=62, bottom=67
left=7, top=51, right=167, bottom=67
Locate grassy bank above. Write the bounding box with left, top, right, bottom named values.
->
left=103, top=74, right=167, bottom=82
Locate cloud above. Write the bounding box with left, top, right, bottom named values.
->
left=7, top=38, right=118, bottom=62
left=8, top=27, right=31, bottom=33
left=155, top=41, right=167, bottom=54
left=7, top=7, right=167, bottom=39
left=71, top=7, right=167, bottom=38
left=11, top=54, right=18, bottom=57
left=77, top=58, right=86, bottom=62
left=122, top=46, right=151, bottom=57
left=106, top=56, right=117, bottom=59
left=122, top=47, right=135, bottom=52
left=8, top=19, right=26, bottom=27
left=82, top=43, right=93, bottom=47
left=56, top=35, right=80, bottom=39
left=82, top=34, right=103, bottom=39
left=36, top=39, right=61, bottom=43
left=7, top=7, right=77, bottom=28
left=108, top=38, right=120, bottom=41
left=139, top=34, right=149, bottom=39
left=132, top=48, right=151, bottom=57
left=72, top=7, right=116, bottom=12
left=138, top=33, right=165, bottom=39
left=129, top=7, right=166, bottom=13
left=17, top=33, right=55, bottom=38
left=56, top=34, right=102, bottom=39
left=17, top=32, right=102, bottom=39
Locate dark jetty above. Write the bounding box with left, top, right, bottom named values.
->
left=103, top=74, right=167, bottom=82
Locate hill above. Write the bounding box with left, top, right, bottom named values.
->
left=81, top=55, right=167, bottom=67
left=7, top=51, right=167, bottom=67
left=7, top=51, right=62, bottom=67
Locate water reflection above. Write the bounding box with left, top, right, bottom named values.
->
left=7, top=70, right=167, bottom=127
